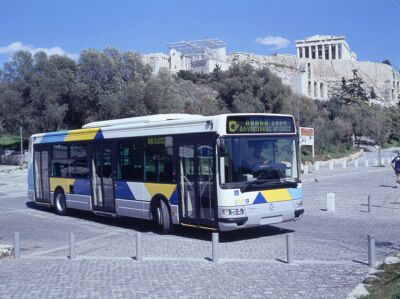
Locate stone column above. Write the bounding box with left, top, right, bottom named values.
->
left=324, top=44, right=329, bottom=60
left=335, top=43, right=339, bottom=60
left=297, top=47, right=301, bottom=58
left=328, top=44, right=332, bottom=60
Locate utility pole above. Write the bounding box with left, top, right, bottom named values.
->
left=20, top=127, right=23, bottom=165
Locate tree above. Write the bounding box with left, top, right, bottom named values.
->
left=143, top=70, right=185, bottom=114
left=382, top=59, right=392, bottom=66
left=331, top=70, right=369, bottom=105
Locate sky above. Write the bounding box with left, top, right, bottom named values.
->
left=0, top=0, right=399, bottom=67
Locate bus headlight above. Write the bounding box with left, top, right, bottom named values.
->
left=222, top=208, right=244, bottom=216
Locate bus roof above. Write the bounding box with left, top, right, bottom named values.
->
left=82, top=113, right=205, bottom=128
left=31, top=113, right=296, bottom=144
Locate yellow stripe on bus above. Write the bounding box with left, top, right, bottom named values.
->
left=50, top=177, right=75, bottom=193
left=260, top=189, right=292, bottom=202
left=144, top=183, right=175, bottom=200
left=64, top=128, right=100, bottom=142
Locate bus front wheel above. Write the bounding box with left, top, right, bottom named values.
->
left=54, top=191, right=68, bottom=216
left=154, top=200, right=172, bottom=234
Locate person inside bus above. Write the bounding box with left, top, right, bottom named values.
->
left=247, top=144, right=269, bottom=167
left=244, top=143, right=284, bottom=180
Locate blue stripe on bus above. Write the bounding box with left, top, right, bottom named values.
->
left=253, top=192, right=267, bottom=204
left=40, top=131, right=68, bottom=143
left=169, top=190, right=178, bottom=205
left=115, top=181, right=136, bottom=200
left=28, top=163, right=34, bottom=191
left=94, top=130, right=104, bottom=140
left=288, top=188, right=302, bottom=200
left=73, top=179, right=91, bottom=196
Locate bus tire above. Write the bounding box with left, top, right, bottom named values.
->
left=155, top=200, right=172, bottom=234
left=54, top=190, right=68, bottom=216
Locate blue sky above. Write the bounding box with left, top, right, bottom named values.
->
left=0, top=0, right=399, bottom=67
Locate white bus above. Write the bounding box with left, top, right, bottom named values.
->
left=28, top=113, right=303, bottom=232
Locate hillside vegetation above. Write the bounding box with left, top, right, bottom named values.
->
left=0, top=49, right=399, bottom=157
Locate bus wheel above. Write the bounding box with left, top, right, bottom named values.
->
left=54, top=191, right=68, bottom=216
left=155, top=200, right=172, bottom=234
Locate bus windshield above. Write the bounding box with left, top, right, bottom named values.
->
left=219, top=136, right=299, bottom=189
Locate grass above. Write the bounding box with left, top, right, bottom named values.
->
left=361, top=263, right=400, bottom=299
left=301, top=146, right=360, bottom=163
left=383, top=138, right=400, bottom=149
left=0, top=135, right=20, bottom=146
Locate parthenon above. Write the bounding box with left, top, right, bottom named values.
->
left=295, top=35, right=356, bottom=61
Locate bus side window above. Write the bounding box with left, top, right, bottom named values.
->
left=51, top=144, right=69, bottom=178
left=118, top=140, right=144, bottom=181
left=145, top=136, right=174, bottom=183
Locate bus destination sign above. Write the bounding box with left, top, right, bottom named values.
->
left=226, top=116, right=295, bottom=134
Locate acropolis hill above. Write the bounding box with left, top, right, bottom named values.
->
left=142, top=36, right=400, bottom=105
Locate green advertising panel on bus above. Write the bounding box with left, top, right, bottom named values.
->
left=226, top=115, right=295, bottom=134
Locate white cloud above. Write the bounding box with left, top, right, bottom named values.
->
left=255, top=35, right=290, bottom=50
left=0, top=41, right=78, bottom=59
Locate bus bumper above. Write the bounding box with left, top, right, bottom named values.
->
left=218, top=201, right=303, bottom=231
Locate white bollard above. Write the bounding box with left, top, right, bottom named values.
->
left=373, top=159, right=378, bottom=166
left=212, top=232, right=219, bottom=263
left=354, top=160, right=359, bottom=168
left=342, top=161, right=347, bottom=169
left=387, top=157, right=391, bottom=165
left=365, top=160, right=369, bottom=167
left=303, top=165, right=309, bottom=174
left=300, top=164, right=304, bottom=171
left=329, top=162, right=334, bottom=170
left=368, top=235, right=376, bottom=268
left=314, top=162, right=319, bottom=171
left=381, top=158, right=385, bottom=166
left=326, top=193, right=336, bottom=212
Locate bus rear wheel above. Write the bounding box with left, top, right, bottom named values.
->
left=54, top=191, right=68, bottom=216
left=154, top=200, right=172, bottom=234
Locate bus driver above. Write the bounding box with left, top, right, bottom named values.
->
left=248, top=144, right=267, bottom=166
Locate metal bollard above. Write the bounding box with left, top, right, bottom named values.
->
left=14, top=232, right=20, bottom=259
left=326, top=193, right=336, bottom=212
left=368, top=195, right=372, bottom=213
left=329, top=162, right=334, bottom=170
left=69, top=232, right=76, bottom=259
left=368, top=235, right=376, bottom=268
left=212, top=232, right=219, bottom=263
left=136, top=232, right=142, bottom=262
left=373, top=159, right=378, bottom=166
left=286, top=234, right=294, bottom=264
left=364, top=160, right=369, bottom=167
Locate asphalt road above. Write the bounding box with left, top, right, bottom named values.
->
left=0, top=148, right=399, bottom=298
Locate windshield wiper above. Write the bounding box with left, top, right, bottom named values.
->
left=240, top=178, right=298, bottom=193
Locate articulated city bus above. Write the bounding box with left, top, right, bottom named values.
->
left=28, top=113, right=303, bottom=232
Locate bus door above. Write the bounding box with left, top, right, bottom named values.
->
left=90, top=143, right=116, bottom=213
left=176, top=137, right=217, bottom=227
left=33, top=145, right=51, bottom=204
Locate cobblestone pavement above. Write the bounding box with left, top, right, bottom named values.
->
left=0, top=148, right=399, bottom=298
